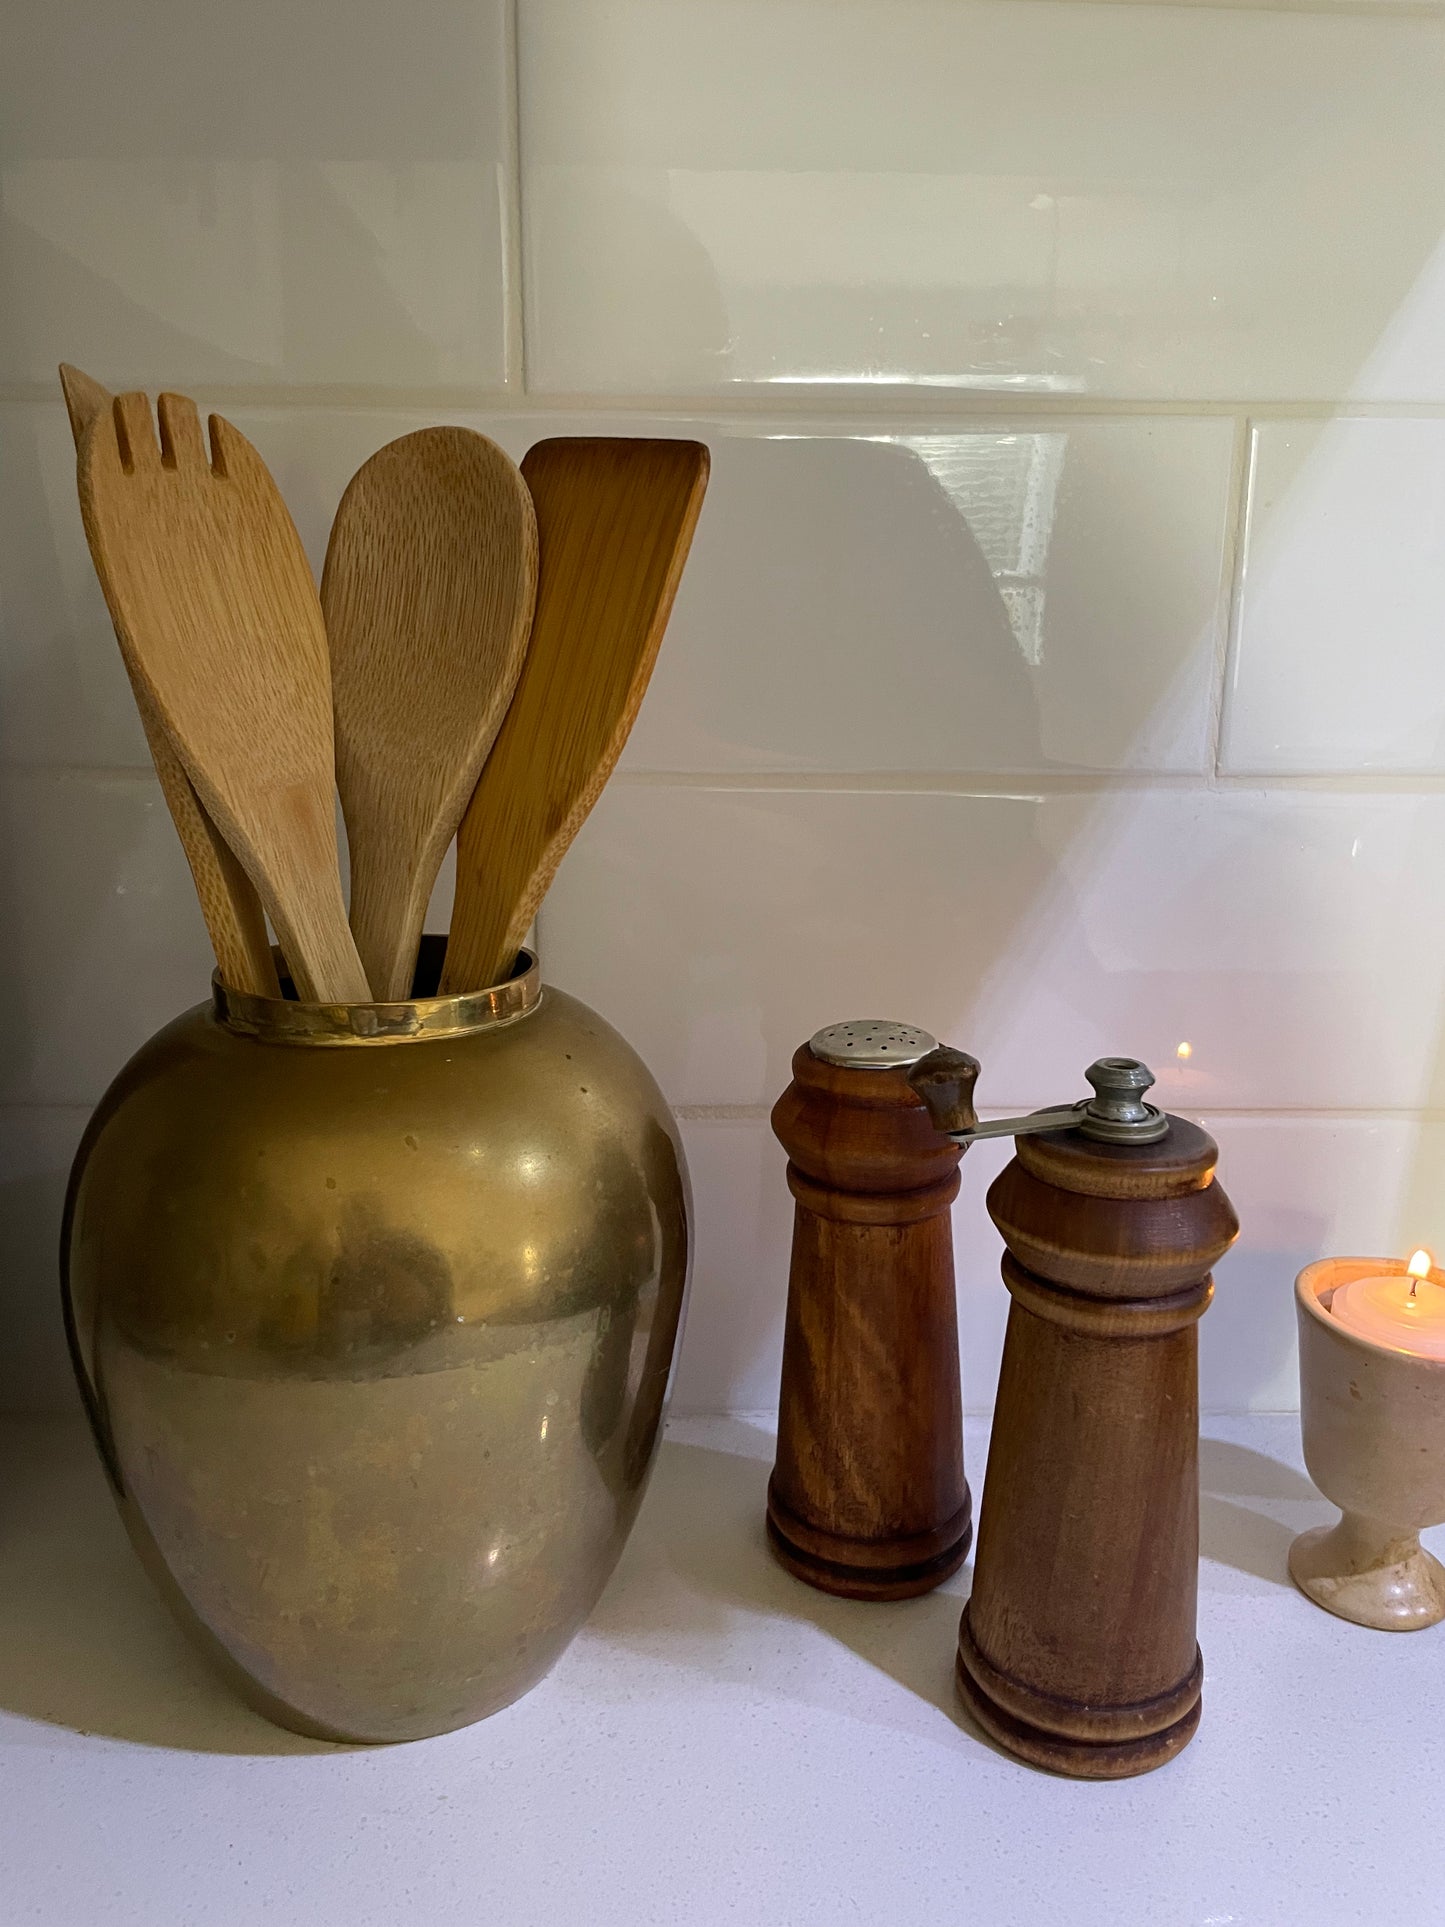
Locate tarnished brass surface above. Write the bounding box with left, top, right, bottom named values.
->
left=61, top=941, right=690, bottom=1743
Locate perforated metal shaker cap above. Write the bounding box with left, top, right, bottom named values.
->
left=808, top=1019, right=938, bottom=1070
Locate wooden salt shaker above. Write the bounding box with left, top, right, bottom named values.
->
left=911, top=1055, right=1239, bottom=1779
left=767, top=1024, right=979, bottom=1599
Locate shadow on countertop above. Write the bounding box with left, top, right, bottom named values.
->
left=0, top=1419, right=335, bottom=1755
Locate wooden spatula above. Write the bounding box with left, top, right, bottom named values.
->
left=321, top=427, right=537, bottom=1000
left=59, top=366, right=281, bottom=999
left=77, top=390, right=371, bottom=1003
left=441, top=437, right=709, bottom=995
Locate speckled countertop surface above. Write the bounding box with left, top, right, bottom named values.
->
left=2, top=1410, right=1441, bottom=1926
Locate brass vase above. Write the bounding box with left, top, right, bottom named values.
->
left=61, top=941, right=690, bottom=1743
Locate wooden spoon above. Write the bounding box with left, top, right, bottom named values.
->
left=77, top=390, right=371, bottom=1003
left=441, top=437, right=709, bottom=996
left=321, top=427, right=537, bottom=1000
left=59, top=366, right=281, bottom=998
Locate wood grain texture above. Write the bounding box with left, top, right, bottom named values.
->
left=440, top=437, right=709, bottom=996
left=59, top=366, right=279, bottom=997
left=77, top=391, right=369, bottom=1003
left=956, top=1115, right=1239, bottom=1778
left=322, top=428, right=537, bottom=1000
left=766, top=1041, right=973, bottom=1600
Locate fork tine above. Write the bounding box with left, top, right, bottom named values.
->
left=113, top=391, right=160, bottom=474
left=157, top=392, right=207, bottom=470
left=58, top=363, right=111, bottom=449
left=206, top=411, right=257, bottom=482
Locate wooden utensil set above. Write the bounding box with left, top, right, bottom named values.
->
left=61, top=364, right=709, bottom=1004
left=60, top=363, right=1241, bottom=1781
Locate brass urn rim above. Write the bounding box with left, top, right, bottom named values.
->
left=213, top=938, right=542, bottom=1046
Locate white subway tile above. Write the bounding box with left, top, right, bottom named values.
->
left=673, top=1113, right=1014, bottom=1417
left=254, top=407, right=1230, bottom=778
left=12, top=1104, right=1441, bottom=1418
left=11, top=402, right=1230, bottom=779
left=1224, top=420, right=1445, bottom=775
left=0, top=403, right=462, bottom=769
left=0, top=407, right=149, bottom=767
left=540, top=783, right=1445, bottom=1114
left=1, top=1, right=513, bottom=389
left=620, top=420, right=1233, bottom=776
left=0, top=770, right=217, bottom=1107
left=674, top=1110, right=1434, bottom=1417
left=1198, top=1113, right=1445, bottom=1414
left=520, top=0, right=1445, bottom=401
left=0, top=1107, right=88, bottom=1413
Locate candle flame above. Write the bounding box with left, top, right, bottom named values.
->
left=1176, top=1041, right=1192, bottom=1061
left=1408, top=1249, right=1432, bottom=1281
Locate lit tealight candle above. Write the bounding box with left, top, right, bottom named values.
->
left=1329, top=1249, right=1445, bottom=1360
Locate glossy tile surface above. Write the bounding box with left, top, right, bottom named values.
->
left=621, top=420, right=1233, bottom=774
left=541, top=783, right=1445, bottom=1113
left=0, top=407, right=149, bottom=768
left=5, top=404, right=1232, bottom=777
left=1225, top=420, right=1445, bottom=774
left=1198, top=1113, right=1445, bottom=1414
left=676, top=1114, right=1014, bottom=1417
left=0, top=1109, right=88, bottom=1412
left=0, top=404, right=448, bottom=768
left=1, top=1, right=513, bottom=388
left=673, top=1111, right=1445, bottom=1419
left=0, top=770, right=217, bottom=1108
left=520, top=0, right=1445, bottom=399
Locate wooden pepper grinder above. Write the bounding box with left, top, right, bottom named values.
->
left=910, top=1054, right=1239, bottom=1779
left=768, top=1023, right=980, bottom=1599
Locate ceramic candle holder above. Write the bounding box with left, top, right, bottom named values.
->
left=1291, top=1257, right=1445, bottom=1630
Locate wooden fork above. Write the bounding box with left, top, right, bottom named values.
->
left=76, top=389, right=370, bottom=1003
left=59, top=365, right=280, bottom=997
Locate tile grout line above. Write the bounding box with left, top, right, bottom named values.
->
left=16, top=763, right=1445, bottom=795
left=503, top=0, right=528, bottom=395
left=4, top=1097, right=1440, bottom=1126
left=604, top=768, right=1445, bottom=794
left=1210, top=413, right=1256, bottom=782
left=6, top=386, right=1445, bottom=424
left=671, top=1103, right=1445, bottom=1123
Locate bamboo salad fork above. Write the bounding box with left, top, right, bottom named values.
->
left=75, top=386, right=370, bottom=1004
left=59, top=366, right=281, bottom=998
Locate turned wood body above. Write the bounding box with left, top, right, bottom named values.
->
left=768, top=1041, right=972, bottom=1599
left=958, top=1117, right=1238, bottom=1778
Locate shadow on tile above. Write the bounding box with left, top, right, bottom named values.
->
left=0, top=1421, right=335, bottom=1754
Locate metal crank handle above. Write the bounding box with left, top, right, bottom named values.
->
left=909, top=1053, right=1169, bottom=1147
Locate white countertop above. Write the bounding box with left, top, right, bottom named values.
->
left=2, top=1410, right=1442, bottom=1926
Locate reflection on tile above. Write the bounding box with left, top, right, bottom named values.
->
left=674, top=1111, right=1403, bottom=1415
left=620, top=420, right=1232, bottom=774
left=1, top=1, right=512, bottom=387
left=1225, top=421, right=1445, bottom=774
left=0, top=1107, right=89, bottom=1412
left=673, top=1114, right=1013, bottom=1416
left=521, top=0, right=1445, bottom=400
left=0, top=407, right=149, bottom=767
left=672, top=1117, right=790, bottom=1417
left=9, top=403, right=1229, bottom=778
left=0, top=403, right=471, bottom=767
left=541, top=783, right=1445, bottom=1114
left=10, top=1099, right=1441, bottom=1419
left=0, top=770, right=217, bottom=1106
left=1197, top=1114, right=1445, bottom=1415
